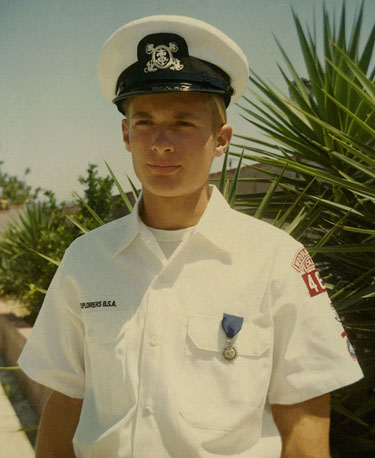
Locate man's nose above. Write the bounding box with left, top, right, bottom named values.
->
left=151, top=127, right=175, bottom=154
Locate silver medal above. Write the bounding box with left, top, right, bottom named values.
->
left=221, top=313, right=243, bottom=361
left=222, top=341, right=237, bottom=361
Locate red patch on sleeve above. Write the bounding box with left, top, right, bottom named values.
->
left=293, top=248, right=327, bottom=297
left=302, top=269, right=327, bottom=297
left=341, top=331, right=358, bottom=360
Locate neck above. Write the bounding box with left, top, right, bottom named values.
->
left=140, top=185, right=212, bottom=230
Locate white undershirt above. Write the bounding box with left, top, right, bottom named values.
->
left=148, top=226, right=196, bottom=259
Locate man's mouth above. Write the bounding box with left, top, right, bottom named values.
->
left=147, top=164, right=181, bottom=174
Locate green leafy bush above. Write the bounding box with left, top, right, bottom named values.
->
left=0, top=164, right=116, bottom=322
left=0, top=192, right=75, bottom=322
left=0, top=161, right=41, bottom=207
left=76, top=163, right=114, bottom=230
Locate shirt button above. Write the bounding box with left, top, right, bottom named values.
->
left=149, top=335, right=160, bottom=347
left=156, top=275, right=168, bottom=285
left=143, top=405, right=154, bottom=416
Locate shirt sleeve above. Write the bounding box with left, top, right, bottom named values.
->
left=18, top=244, right=85, bottom=398
left=267, top=240, right=364, bottom=405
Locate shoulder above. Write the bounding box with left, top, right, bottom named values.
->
left=226, top=207, right=300, bottom=253
left=67, top=213, right=133, bottom=258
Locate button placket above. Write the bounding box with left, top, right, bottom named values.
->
left=132, top=268, right=169, bottom=455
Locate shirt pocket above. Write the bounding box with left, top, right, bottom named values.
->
left=179, top=314, right=272, bottom=432
left=83, top=311, right=124, bottom=343
left=82, top=312, right=127, bottom=420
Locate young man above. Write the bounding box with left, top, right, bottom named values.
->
left=18, top=16, right=363, bottom=458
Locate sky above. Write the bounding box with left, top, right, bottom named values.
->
left=1, top=0, right=374, bottom=203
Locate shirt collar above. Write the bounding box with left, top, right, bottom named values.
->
left=112, top=185, right=236, bottom=258
left=194, top=185, right=237, bottom=253
left=111, top=194, right=145, bottom=258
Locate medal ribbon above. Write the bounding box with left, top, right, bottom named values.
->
left=221, top=313, right=244, bottom=339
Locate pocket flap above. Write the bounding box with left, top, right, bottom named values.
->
left=187, top=315, right=270, bottom=357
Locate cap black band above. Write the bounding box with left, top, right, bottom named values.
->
left=117, top=68, right=232, bottom=94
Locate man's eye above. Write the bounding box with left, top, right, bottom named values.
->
left=135, top=120, right=152, bottom=126
left=177, top=121, right=194, bottom=127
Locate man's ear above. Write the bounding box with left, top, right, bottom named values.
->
left=214, top=123, right=232, bottom=157
left=121, top=119, right=131, bottom=152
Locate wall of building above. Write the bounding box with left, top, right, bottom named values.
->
left=0, top=207, right=23, bottom=232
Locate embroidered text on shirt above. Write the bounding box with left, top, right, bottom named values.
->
left=80, top=300, right=117, bottom=309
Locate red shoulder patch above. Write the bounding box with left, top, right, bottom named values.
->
left=341, top=331, right=358, bottom=360
left=292, top=248, right=327, bottom=297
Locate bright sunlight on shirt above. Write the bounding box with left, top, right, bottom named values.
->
left=18, top=186, right=363, bottom=458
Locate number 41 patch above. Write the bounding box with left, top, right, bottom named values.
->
left=292, top=248, right=327, bottom=297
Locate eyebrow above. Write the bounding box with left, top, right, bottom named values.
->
left=132, top=111, right=153, bottom=119
left=131, top=111, right=200, bottom=120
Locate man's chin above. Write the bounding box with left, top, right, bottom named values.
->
left=141, top=182, right=209, bottom=201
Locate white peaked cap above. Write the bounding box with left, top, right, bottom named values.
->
left=98, top=15, right=249, bottom=111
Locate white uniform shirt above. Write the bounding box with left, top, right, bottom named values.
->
left=18, top=186, right=363, bottom=458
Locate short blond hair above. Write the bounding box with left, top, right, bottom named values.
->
left=208, top=94, right=227, bottom=131
left=122, top=93, right=227, bottom=132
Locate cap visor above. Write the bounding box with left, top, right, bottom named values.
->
left=113, top=82, right=226, bottom=105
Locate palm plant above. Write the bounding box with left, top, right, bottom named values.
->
left=227, top=2, right=375, bottom=456
left=0, top=196, right=75, bottom=321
